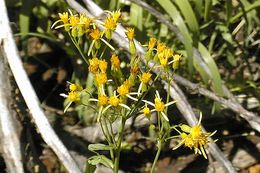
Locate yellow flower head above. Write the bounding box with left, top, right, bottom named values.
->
left=140, top=72, right=152, bottom=84
left=173, top=54, right=181, bottom=70
left=98, top=95, right=108, bottom=106
left=69, top=83, right=82, bottom=92
left=104, top=16, right=117, bottom=31
left=111, top=10, right=121, bottom=23
left=143, top=107, right=151, bottom=116
left=95, top=73, right=107, bottom=86
left=59, top=12, right=69, bottom=24
left=154, top=98, right=165, bottom=112
left=181, top=133, right=194, bottom=149
left=111, top=54, right=120, bottom=70
left=191, top=125, right=204, bottom=139
left=148, top=37, right=157, bottom=49
left=88, top=57, right=100, bottom=74
left=117, top=83, right=130, bottom=96
left=164, top=48, right=174, bottom=59
left=157, top=42, right=166, bottom=54
left=68, top=91, right=80, bottom=102
left=109, top=96, right=120, bottom=107
left=125, top=27, right=135, bottom=41
left=79, top=14, right=92, bottom=30
left=90, top=29, right=101, bottom=40
left=159, top=57, right=168, bottom=67
left=69, top=15, right=80, bottom=27
left=173, top=113, right=217, bottom=159
left=98, top=59, right=108, bottom=73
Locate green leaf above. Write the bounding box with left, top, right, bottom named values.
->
left=204, top=0, right=212, bottom=22
left=130, top=3, right=143, bottom=31
left=159, top=24, right=168, bottom=38
left=226, top=0, right=232, bottom=25
left=174, top=0, right=200, bottom=45
left=156, top=0, right=193, bottom=73
left=19, top=0, right=36, bottom=37
left=88, top=143, right=113, bottom=152
left=198, top=43, right=224, bottom=96
left=85, top=160, right=96, bottom=173
left=88, top=155, right=114, bottom=169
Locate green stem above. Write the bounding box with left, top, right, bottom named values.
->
left=113, top=118, right=126, bottom=173
left=68, top=33, right=89, bottom=65
left=150, top=140, right=162, bottom=173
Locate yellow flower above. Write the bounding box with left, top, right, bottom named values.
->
left=125, top=27, right=135, bottom=41
left=104, top=16, right=117, bottom=31
left=69, top=83, right=77, bottom=91
left=95, top=73, right=107, bottom=86
left=111, top=10, right=121, bottom=23
left=98, top=95, right=108, bottom=106
left=79, top=14, right=92, bottom=31
left=90, top=29, right=101, bottom=40
left=173, top=54, right=181, bottom=70
left=68, top=91, right=80, bottom=102
left=190, top=125, right=202, bottom=139
left=69, top=15, right=80, bottom=27
left=58, top=12, right=69, bottom=24
left=117, top=84, right=130, bottom=96
left=173, top=113, right=217, bottom=159
left=69, top=83, right=82, bottom=92
left=157, top=42, right=166, bottom=54
left=140, top=72, right=152, bottom=84
left=154, top=98, right=165, bottom=112
left=109, top=96, right=120, bottom=107
left=181, top=133, right=194, bottom=149
left=148, top=37, right=157, bottom=49
left=163, top=48, right=174, bottom=59
left=111, top=54, right=120, bottom=70
left=98, top=59, right=108, bottom=73
left=143, top=107, right=151, bottom=118
left=159, top=57, right=168, bottom=67
left=89, top=57, right=100, bottom=74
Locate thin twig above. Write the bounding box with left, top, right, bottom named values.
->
left=0, top=0, right=82, bottom=172
left=68, top=0, right=237, bottom=172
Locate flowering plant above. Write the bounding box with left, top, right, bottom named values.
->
left=52, top=9, right=216, bottom=173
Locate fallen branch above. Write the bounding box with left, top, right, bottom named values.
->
left=67, top=0, right=237, bottom=172
left=0, top=51, right=24, bottom=173
left=0, top=0, right=81, bottom=172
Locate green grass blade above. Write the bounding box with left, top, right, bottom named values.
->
left=174, top=0, right=200, bottom=45
left=130, top=3, right=143, bottom=31
left=204, top=0, right=212, bottom=22
left=226, top=0, right=232, bottom=25
left=230, top=1, right=260, bottom=23
left=198, top=42, right=224, bottom=96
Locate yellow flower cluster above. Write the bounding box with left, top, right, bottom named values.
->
left=140, top=72, right=152, bottom=84
left=173, top=114, right=217, bottom=159
left=154, top=98, right=165, bottom=112
left=88, top=57, right=108, bottom=86
left=111, top=54, right=121, bottom=70
left=53, top=10, right=121, bottom=40
left=103, top=10, right=121, bottom=39
left=68, top=83, right=82, bottom=102
left=117, top=80, right=131, bottom=96
left=52, top=11, right=92, bottom=37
